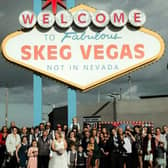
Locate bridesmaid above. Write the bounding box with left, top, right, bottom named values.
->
left=27, top=140, right=38, bottom=168
left=87, top=137, right=100, bottom=168
left=16, top=136, right=28, bottom=168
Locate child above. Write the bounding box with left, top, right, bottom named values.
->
left=68, top=143, right=77, bottom=168
left=27, top=140, right=38, bottom=168
left=77, top=145, right=87, bottom=168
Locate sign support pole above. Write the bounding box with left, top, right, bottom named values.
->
left=68, top=88, right=77, bottom=128
left=67, top=0, right=75, bottom=9
left=33, top=0, right=42, bottom=126
left=67, top=0, right=76, bottom=128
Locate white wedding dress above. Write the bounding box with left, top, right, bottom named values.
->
left=49, top=139, right=68, bottom=168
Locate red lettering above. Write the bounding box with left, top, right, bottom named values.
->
left=96, top=13, right=106, bottom=23
left=120, top=44, right=132, bottom=59
left=106, top=45, right=118, bottom=59
left=61, top=13, right=67, bottom=24
left=134, top=12, right=141, bottom=22
left=78, top=13, right=86, bottom=23
left=60, top=45, right=71, bottom=59
left=21, top=45, right=31, bottom=60
left=94, top=45, right=104, bottom=59
left=43, top=14, right=49, bottom=24
left=34, top=45, right=45, bottom=60
left=80, top=45, right=92, bottom=60
left=134, top=44, right=144, bottom=59
left=48, top=45, right=57, bottom=60
left=22, top=14, right=34, bottom=24
left=113, top=13, right=125, bottom=23
left=21, top=44, right=144, bottom=61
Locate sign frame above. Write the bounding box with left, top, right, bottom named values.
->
left=1, top=4, right=165, bottom=91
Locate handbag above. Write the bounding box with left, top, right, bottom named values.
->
left=144, top=153, right=153, bottom=161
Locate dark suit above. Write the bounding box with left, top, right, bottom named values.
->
left=109, top=135, right=124, bottom=168
left=37, top=136, right=50, bottom=168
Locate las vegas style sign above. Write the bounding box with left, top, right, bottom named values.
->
left=1, top=4, right=165, bottom=91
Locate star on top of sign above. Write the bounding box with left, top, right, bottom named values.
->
left=42, top=0, right=66, bottom=15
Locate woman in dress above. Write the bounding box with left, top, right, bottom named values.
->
left=67, top=131, right=79, bottom=150
left=143, top=132, right=156, bottom=168
left=16, top=136, right=28, bottom=168
left=87, top=137, right=100, bottom=168
left=49, top=130, right=68, bottom=168
left=91, top=128, right=99, bottom=145
left=27, top=140, right=38, bottom=168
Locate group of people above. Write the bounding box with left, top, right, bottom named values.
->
left=0, top=118, right=168, bottom=168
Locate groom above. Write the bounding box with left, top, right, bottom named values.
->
left=37, top=130, right=50, bottom=168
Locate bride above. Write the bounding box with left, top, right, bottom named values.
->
left=49, top=130, right=68, bottom=168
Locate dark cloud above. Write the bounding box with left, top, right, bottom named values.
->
left=0, top=0, right=167, bottom=106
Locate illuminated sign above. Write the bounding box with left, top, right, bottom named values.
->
left=1, top=4, right=165, bottom=91
left=19, top=9, right=146, bottom=28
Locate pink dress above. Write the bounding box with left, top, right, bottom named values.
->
left=27, top=147, right=38, bottom=168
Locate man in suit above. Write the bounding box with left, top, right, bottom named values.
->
left=37, top=130, right=50, bottom=168
left=109, top=127, right=124, bottom=168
